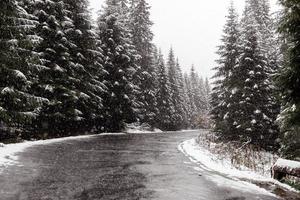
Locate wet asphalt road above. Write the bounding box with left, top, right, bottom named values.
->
left=0, top=130, right=293, bottom=200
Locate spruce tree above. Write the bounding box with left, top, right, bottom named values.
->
left=249, top=0, right=281, bottom=138
left=155, top=52, right=174, bottom=131
left=211, top=3, right=240, bottom=139
left=184, top=69, right=197, bottom=128
left=0, top=0, right=44, bottom=136
left=30, top=0, right=85, bottom=136
left=167, top=48, right=185, bottom=130
left=63, top=0, right=106, bottom=131
left=204, top=77, right=211, bottom=110
left=277, top=0, right=300, bottom=159
left=97, top=0, right=139, bottom=132
left=183, top=72, right=195, bottom=128
left=204, top=78, right=211, bottom=111
left=198, top=76, right=208, bottom=113
left=190, top=66, right=205, bottom=114
left=176, top=58, right=189, bottom=128
left=129, top=0, right=157, bottom=127
left=230, top=2, right=277, bottom=147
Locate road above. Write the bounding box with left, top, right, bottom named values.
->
left=0, top=130, right=296, bottom=200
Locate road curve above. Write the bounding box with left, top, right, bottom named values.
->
left=0, top=130, right=285, bottom=200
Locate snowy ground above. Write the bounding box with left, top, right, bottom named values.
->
left=125, top=123, right=163, bottom=134
left=125, top=128, right=163, bottom=134
left=178, top=138, right=298, bottom=196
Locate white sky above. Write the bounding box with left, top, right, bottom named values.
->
left=89, top=0, right=280, bottom=78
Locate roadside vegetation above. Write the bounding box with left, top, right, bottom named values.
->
left=210, top=0, right=299, bottom=189
left=196, top=132, right=278, bottom=178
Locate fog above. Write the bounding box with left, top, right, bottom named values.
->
left=89, top=0, right=280, bottom=78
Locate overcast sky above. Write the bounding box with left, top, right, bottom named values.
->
left=89, top=0, right=280, bottom=78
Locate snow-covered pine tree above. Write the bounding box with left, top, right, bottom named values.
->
left=183, top=72, right=195, bottom=128
left=210, top=2, right=240, bottom=139
left=204, top=78, right=211, bottom=111
left=190, top=66, right=206, bottom=115
left=167, top=48, right=185, bottom=130
left=277, top=0, right=300, bottom=159
left=198, top=76, right=208, bottom=112
left=30, top=0, right=86, bottom=136
left=249, top=0, right=281, bottom=141
left=192, top=74, right=210, bottom=128
left=97, top=0, right=140, bottom=132
left=128, top=0, right=157, bottom=127
left=254, top=0, right=279, bottom=66
left=230, top=2, right=277, bottom=147
left=63, top=0, right=106, bottom=131
left=155, top=51, right=174, bottom=131
left=0, top=0, right=44, bottom=135
left=119, top=0, right=129, bottom=15
left=176, top=58, right=189, bottom=128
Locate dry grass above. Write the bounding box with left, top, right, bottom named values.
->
left=196, top=132, right=279, bottom=177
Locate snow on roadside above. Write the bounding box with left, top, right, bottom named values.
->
left=178, top=138, right=298, bottom=194
left=125, top=128, right=201, bottom=134
left=180, top=129, right=201, bottom=132
left=125, top=128, right=163, bottom=134
left=179, top=139, right=268, bottom=181
left=100, top=133, right=126, bottom=136
left=275, top=158, right=300, bottom=169
left=125, top=123, right=163, bottom=134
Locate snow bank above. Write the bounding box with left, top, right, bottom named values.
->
left=178, top=138, right=298, bottom=193
left=125, top=128, right=163, bottom=134
left=179, top=139, right=268, bottom=181
left=100, top=133, right=126, bottom=136
left=273, top=158, right=300, bottom=178
left=275, top=158, right=300, bottom=169
left=125, top=123, right=163, bottom=134
left=180, top=129, right=201, bottom=132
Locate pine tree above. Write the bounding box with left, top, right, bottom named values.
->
left=176, top=58, right=189, bottom=128
left=198, top=76, right=208, bottom=112
left=249, top=0, right=281, bottom=139
left=277, top=0, right=300, bottom=159
left=210, top=2, right=240, bottom=138
left=197, top=77, right=210, bottom=118
left=129, top=0, right=157, bottom=127
left=155, top=51, right=174, bottom=130
left=182, top=72, right=194, bottom=128
left=0, top=0, right=44, bottom=135
left=29, top=0, right=86, bottom=136
left=97, top=0, right=139, bottom=132
left=167, top=48, right=185, bottom=130
left=204, top=78, right=211, bottom=111
left=230, top=1, right=277, bottom=147
left=184, top=69, right=197, bottom=128
left=190, top=66, right=205, bottom=114
left=63, top=0, right=106, bottom=131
